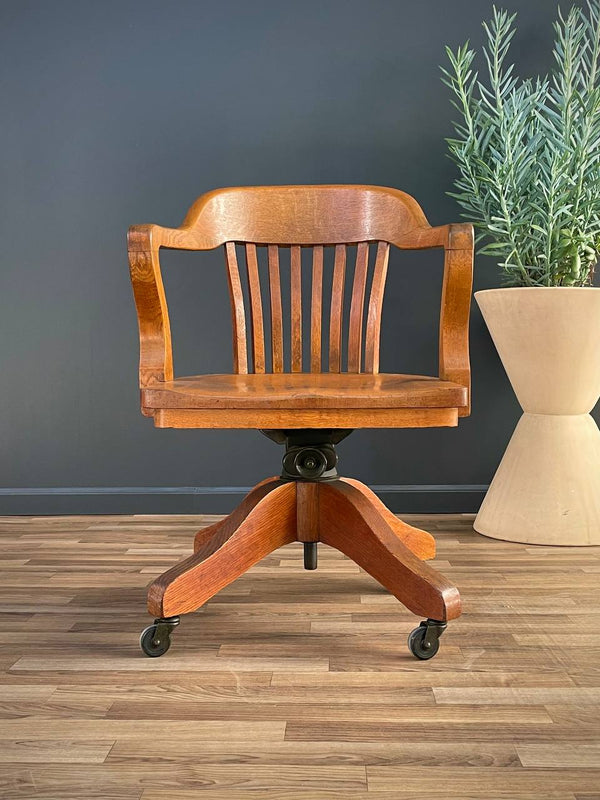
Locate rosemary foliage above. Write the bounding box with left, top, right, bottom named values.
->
left=443, top=2, right=600, bottom=286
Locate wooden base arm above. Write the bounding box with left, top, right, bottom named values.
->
left=193, top=477, right=285, bottom=551
left=146, top=475, right=460, bottom=623
left=319, top=480, right=461, bottom=622
left=339, top=478, right=436, bottom=559
left=147, top=481, right=296, bottom=617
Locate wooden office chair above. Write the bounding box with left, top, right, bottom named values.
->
left=128, top=185, right=473, bottom=660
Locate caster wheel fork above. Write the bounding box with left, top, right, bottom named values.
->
left=140, top=615, right=180, bottom=658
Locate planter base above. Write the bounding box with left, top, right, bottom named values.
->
left=474, top=412, right=600, bottom=546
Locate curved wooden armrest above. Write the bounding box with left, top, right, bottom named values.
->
left=439, top=223, right=474, bottom=416
left=128, top=221, right=225, bottom=388
left=392, top=221, right=474, bottom=415
left=128, top=224, right=174, bottom=388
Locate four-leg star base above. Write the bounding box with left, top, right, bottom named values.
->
left=142, top=475, right=461, bottom=659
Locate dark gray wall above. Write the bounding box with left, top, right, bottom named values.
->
left=1, top=0, right=572, bottom=513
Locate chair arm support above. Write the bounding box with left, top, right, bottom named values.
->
left=439, top=223, right=474, bottom=416
left=128, top=224, right=174, bottom=388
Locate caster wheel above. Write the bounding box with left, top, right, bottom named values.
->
left=140, top=624, right=171, bottom=657
left=408, top=626, right=439, bottom=660
left=139, top=616, right=180, bottom=658
left=407, top=619, right=446, bottom=660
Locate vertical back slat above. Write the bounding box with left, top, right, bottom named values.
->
left=347, top=242, right=369, bottom=372
left=268, top=245, right=284, bottom=373
left=310, top=246, right=323, bottom=373
left=364, top=242, right=391, bottom=374
left=290, top=245, right=302, bottom=372
left=245, top=243, right=265, bottom=373
left=328, top=244, right=347, bottom=373
left=229, top=237, right=391, bottom=376
left=224, top=242, right=248, bottom=374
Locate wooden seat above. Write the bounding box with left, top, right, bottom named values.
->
left=143, top=372, right=468, bottom=428
left=128, top=184, right=474, bottom=660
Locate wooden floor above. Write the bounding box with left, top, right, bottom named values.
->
left=1, top=513, right=600, bottom=799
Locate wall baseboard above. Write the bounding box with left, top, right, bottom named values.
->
left=0, top=485, right=487, bottom=515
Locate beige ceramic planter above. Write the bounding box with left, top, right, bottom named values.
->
left=475, top=287, right=600, bottom=545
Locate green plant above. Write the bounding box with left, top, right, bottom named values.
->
left=443, top=1, right=600, bottom=286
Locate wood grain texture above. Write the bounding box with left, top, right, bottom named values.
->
left=319, top=481, right=461, bottom=622
left=310, top=245, right=323, bottom=373
left=143, top=371, right=466, bottom=429
left=148, top=483, right=297, bottom=616
left=267, top=245, right=284, bottom=373
left=151, top=406, right=459, bottom=430
left=143, top=373, right=468, bottom=409
left=365, top=242, right=391, bottom=374
left=127, top=226, right=174, bottom=388
left=244, top=243, right=265, bottom=373
left=347, top=242, right=369, bottom=373
left=128, top=186, right=474, bottom=404
left=192, top=478, right=284, bottom=552
left=296, top=482, right=320, bottom=543
left=224, top=242, right=248, bottom=374
left=149, top=475, right=452, bottom=619
left=439, top=224, right=474, bottom=415
left=340, top=478, right=435, bottom=559
left=329, top=244, right=347, bottom=373
left=1, top=513, right=599, bottom=799
left=128, top=185, right=473, bottom=427
left=150, top=185, right=447, bottom=248
left=290, top=245, right=302, bottom=373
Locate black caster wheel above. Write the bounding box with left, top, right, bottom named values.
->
left=408, top=619, right=447, bottom=660
left=139, top=616, right=180, bottom=658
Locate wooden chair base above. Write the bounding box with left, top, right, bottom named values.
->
left=142, top=476, right=461, bottom=657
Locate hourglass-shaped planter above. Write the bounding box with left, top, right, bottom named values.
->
left=475, top=287, right=600, bottom=546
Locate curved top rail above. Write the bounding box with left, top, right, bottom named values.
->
left=148, top=185, right=446, bottom=250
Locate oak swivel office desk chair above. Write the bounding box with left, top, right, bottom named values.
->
left=128, top=185, right=473, bottom=660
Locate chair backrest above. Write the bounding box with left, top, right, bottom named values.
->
left=128, top=185, right=473, bottom=407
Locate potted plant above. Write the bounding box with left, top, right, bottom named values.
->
left=443, top=1, right=600, bottom=545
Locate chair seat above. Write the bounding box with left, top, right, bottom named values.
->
left=142, top=373, right=467, bottom=430
left=143, top=372, right=468, bottom=410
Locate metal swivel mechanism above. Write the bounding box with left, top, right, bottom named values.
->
left=263, top=429, right=350, bottom=570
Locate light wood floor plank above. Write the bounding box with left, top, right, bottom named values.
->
left=0, top=764, right=367, bottom=793
left=0, top=739, right=115, bottom=763
left=107, top=738, right=519, bottom=766
left=139, top=793, right=577, bottom=800
left=0, top=719, right=286, bottom=740
left=517, top=743, right=600, bottom=768
left=433, top=687, right=600, bottom=704
left=367, top=766, right=600, bottom=792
